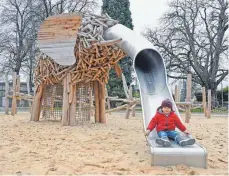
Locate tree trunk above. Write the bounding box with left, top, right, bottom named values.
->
left=211, top=87, right=217, bottom=108
left=14, top=60, right=21, bottom=75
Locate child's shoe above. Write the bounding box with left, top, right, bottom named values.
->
left=156, top=136, right=171, bottom=147
left=176, top=135, right=195, bottom=146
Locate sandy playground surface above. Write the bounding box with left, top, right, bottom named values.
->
left=0, top=112, right=228, bottom=175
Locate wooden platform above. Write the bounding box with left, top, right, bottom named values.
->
left=37, top=13, right=82, bottom=66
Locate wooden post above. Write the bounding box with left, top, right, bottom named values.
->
left=207, top=89, right=211, bottom=119
left=125, top=86, right=132, bottom=119
left=62, top=73, right=74, bottom=126
left=105, top=86, right=111, bottom=114
left=26, top=76, right=32, bottom=108
left=50, top=86, right=56, bottom=119
left=99, top=82, right=106, bottom=123
left=11, top=72, right=17, bottom=116
left=89, top=83, right=93, bottom=119
left=130, top=86, right=136, bottom=117
left=175, top=85, right=180, bottom=110
left=185, top=74, right=192, bottom=123
left=175, top=85, right=180, bottom=102
left=69, top=84, right=77, bottom=126
left=93, top=81, right=100, bottom=123
left=31, top=84, right=44, bottom=121
left=4, top=75, right=9, bottom=115
left=202, top=87, right=207, bottom=117
left=121, top=73, right=129, bottom=99
left=106, top=104, right=129, bottom=113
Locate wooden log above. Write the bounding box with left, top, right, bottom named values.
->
left=207, top=89, right=211, bottom=119
left=93, top=38, right=122, bottom=47
left=121, top=73, right=129, bottom=99
left=62, top=75, right=70, bottom=126
left=50, top=86, right=56, bottom=119
left=4, top=75, right=9, bottom=115
left=30, top=84, right=44, bottom=121
left=69, top=84, right=77, bottom=126
left=107, top=97, right=141, bottom=103
left=99, top=82, right=106, bottom=123
left=94, top=19, right=108, bottom=28
left=69, top=83, right=74, bottom=104
left=114, top=63, right=122, bottom=78
left=106, top=104, right=128, bottom=113
left=89, top=84, right=94, bottom=120
left=11, top=72, right=17, bottom=116
left=129, top=86, right=135, bottom=117
left=175, top=102, right=192, bottom=105
left=67, top=73, right=71, bottom=93
left=185, top=74, right=192, bottom=123
left=93, top=81, right=100, bottom=123
left=175, top=85, right=180, bottom=102
left=105, top=86, right=111, bottom=114
left=125, top=86, right=132, bottom=119
left=130, top=104, right=137, bottom=111
left=202, top=87, right=207, bottom=117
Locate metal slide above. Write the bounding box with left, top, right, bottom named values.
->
left=104, top=24, right=207, bottom=168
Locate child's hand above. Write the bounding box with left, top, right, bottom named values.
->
left=145, top=130, right=151, bottom=136
left=183, top=130, right=190, bottom=135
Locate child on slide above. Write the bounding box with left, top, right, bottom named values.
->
left=145, top=99, right=195, bottom=147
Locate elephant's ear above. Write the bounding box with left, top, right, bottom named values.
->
left=37, top=13, right=82, bottom=66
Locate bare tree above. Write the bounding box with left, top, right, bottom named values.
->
left=143, top=0, right=228, bottom=103
left=38, top=0, right=98, bottom=18
left=0, top=0, right=98, bottom=86
left=0, top=0, right=38, bottom=74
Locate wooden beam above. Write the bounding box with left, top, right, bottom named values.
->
left=69, top=84, right=77, bottom=126
left=114, top=63, right=122, bottom=78
left=105, top=86, right=111, bottom=114
left=185, top=74, right=192, bottom=123
left=175, top=85, right=180, bottom=102
left=202, top=87, right=207, bottom=117
left=93, top=81, right=100, bottom=123
left=4, top=75, right=9, bottom=115
left=11, top=72, right=17, bottom=116
left=130, top=86, right=136, bottom=117
left=62, top=73, right=70, bottom=126
left=121, top=73, right=129, bottom=99
left=106, top=104, right=128, bottom=113
left=125, top=86, right=132, bottom=119
left=31, top=84, right=44, bottom=121
left=26, top=76, right=32, bottom=108
left=99, top=82, right=106, bottom=123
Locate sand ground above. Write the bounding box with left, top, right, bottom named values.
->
left=0, top=112, right=228, bottom=175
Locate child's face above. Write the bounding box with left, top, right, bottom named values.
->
left=162, top=106, right=171, bottom=114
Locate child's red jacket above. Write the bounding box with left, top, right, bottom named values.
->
left=147, top=109, right=186, bottom=133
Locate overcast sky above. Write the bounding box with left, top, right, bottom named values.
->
left=129, top=0, right=169, bottom=33
left=97, top=0, right=169, bottom=33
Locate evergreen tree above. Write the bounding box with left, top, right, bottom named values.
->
left=102, top=0, right=134, bottom=98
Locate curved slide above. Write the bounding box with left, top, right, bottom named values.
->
left=104, top=24, right=207, bottom=168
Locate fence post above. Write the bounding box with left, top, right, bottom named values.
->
left=185, top=74, right=192, bottom=123
left=4, top=75, right=9, bottom=115
left=94, top=81, right=100, bottom=123
left=99, top=82, right=106, bottom=123
left=202, top=87, right=207, bottom=117
left=105, top=86, right=111, bottom=114
left=207, top=89, right=211, bottom=118
left=11, top=72, right=17, bottom=115
left=125, top=86, right=132, bottom=119
left=175, top=85, right=180, bottom=102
